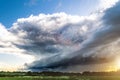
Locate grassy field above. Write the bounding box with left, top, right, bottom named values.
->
left=0, top=76, right=120, bottom=80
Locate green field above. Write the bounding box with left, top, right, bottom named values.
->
left=0, top=76, right=120, bottom=80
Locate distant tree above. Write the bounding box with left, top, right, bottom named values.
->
left=26, top=71, right=32, bottom=76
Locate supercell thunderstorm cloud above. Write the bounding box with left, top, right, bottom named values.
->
left=0, top=1, right=120, bottom=72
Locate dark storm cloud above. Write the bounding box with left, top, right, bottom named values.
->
left=103, top=1, right=120, bottom=25
left=10, top=13, right=98, bottom=56
left=1, top=1, right=120, bottom=71
left=5, top=13, right=100, bottom=71
left=77, top=1, right=120, bottom=55
left=28, top=54, right=111, bottom=71
left=24, top=1, right=120, bottom=71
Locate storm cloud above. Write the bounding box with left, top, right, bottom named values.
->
left=9, top=13, right=99, bottom=57
left=0, top=1, right=120, bottom=72
left=26, top=1, right=120, bottom=71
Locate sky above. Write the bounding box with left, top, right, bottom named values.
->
left=0, top=0, right=120, bottom=72
left=0, top=0, right=100, bottom=28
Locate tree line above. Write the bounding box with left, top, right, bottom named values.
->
left=0, top=70, right=120, bottom=77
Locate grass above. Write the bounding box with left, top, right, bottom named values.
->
left=0, top=76, right=69, bottom=80
left=0, top=76, right=120, bottom=80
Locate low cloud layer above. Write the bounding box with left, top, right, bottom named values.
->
left=0, top=1, right=120, bottom=72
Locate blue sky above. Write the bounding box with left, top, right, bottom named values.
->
left=0, top=0, right=99, bottom=28
left=0, top=53, right=31, bottom=65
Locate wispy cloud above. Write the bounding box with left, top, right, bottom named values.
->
left=24, top=0, right=38, bottom=6
left=55, top=2, right=62, bottom=10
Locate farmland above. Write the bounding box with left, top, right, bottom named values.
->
left=0, top=71, right=120, bottom=80
left=0, top=76, right=120, bottom=80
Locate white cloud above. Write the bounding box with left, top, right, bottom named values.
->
left=99, top=0, right=119, bottom=10
left=10, top=12, right=100, bottom=56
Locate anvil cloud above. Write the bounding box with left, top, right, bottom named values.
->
left=0, top=1, right=120, bottom=72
